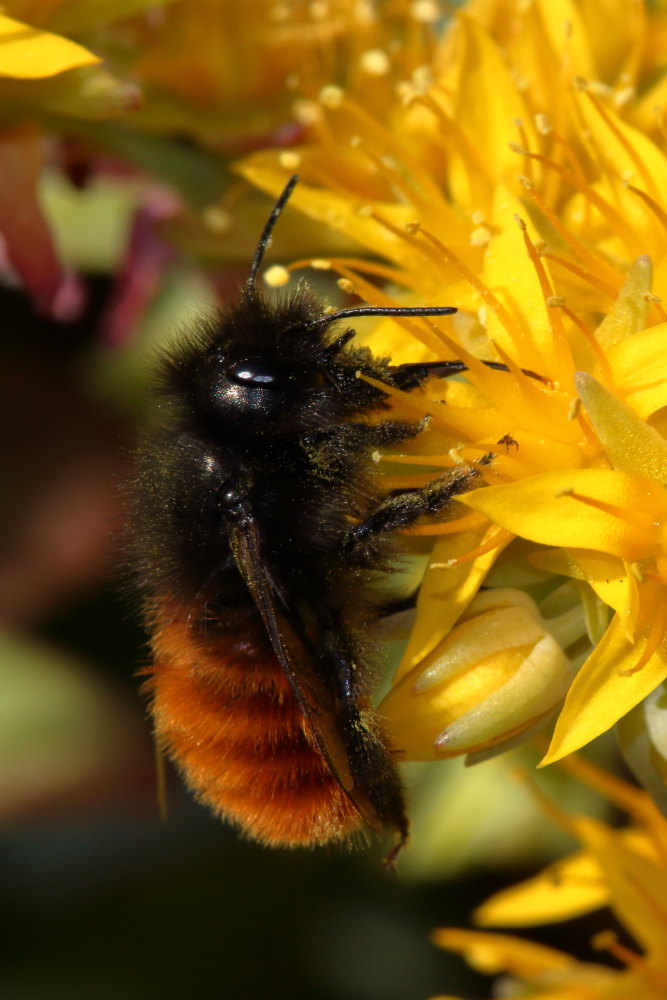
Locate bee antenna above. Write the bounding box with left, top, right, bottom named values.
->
left=246, top=174, right=300, bottom=299
left=304, top=304, right=458, bottom=332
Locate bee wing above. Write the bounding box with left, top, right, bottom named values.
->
left=229, top=515, right=379, bottom=824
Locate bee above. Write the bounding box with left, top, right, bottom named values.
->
left=133, top=176, right=499, bottom=858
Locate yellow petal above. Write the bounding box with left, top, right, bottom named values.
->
left=432, top=928, right=578, bottom=976
left=438, top=633, right=571, bottom=753
left=528, top=548, right=587, bottom=580
left=576, top=91, right=667, bottom=260
left=594, top=256, right=653, bottom=351
left=606, top=322, right=667, bottom=420
left=571, top=815, right=667, bottom=955
left=475, top=849, right=610, bottom=927
left=460, top=469, right=665, bottom=560
left=237, top=156, right=450, bottom=278
left=543, top=582, right=667, bottom=763
left=484, top=184, right=573, bottom=379
left=475, top=825, right=658, bottom=928
left=575, top=372, right=667, bottom=482
left=567, top=549, right=636, bottom=637
left=0, top=14, right=99, bottom=79
left=533, top=0, right=595, bottom=78
left=578, top=0, right=644, bottom=82
left=426, top=400, right=505, bottom=444
left=443, top=633, right=570, bottom=742
left=383, top=645, right=522, bottom=761
left=394, top=526, right=508, bottom=680
left=414, top=592, right=546, bottom=691
left=447, top=16, right=537, bottom=206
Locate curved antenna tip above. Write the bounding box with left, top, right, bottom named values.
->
left=246, top=175, right=300, bottom=296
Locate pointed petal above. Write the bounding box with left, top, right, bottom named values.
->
left=460, top=469, right=665, bottom=560
left=484, top=184, right=574, bottom=380
left=0, top=14, right=99, bottom=79
left=575, top=372, right=667, bottom=481
left=595, top=256, right=653, bottom=350
left=432, top=928, right=579, bottom=975
left=475, top=848, right=611, bottom=926
left=567, top=549, right=636, bottom=639
left=447, top=16, right=537, bottom=204
left=543, top=582, right=667, bottom=763
left=572, top=815, right=667, bottom=955
left=394, top=525, right=509, bottom=680
left=607, top=322, right=667, bottom=420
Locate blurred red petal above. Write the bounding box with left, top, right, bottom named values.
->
left=0, top=125, right=66, bottom=316
left=100, top=187, right=179, bottom=348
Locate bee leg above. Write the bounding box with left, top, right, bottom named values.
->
left=388, top=358, right=547, bottom=389
left=303, top=419, right=422, bottom=460
left=387, top=359, right=506, bottom=390
left=345, top=460, right=490, bottom=551
left=317, top=610, right=409, bottom=848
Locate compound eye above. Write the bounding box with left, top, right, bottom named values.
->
left=226, top=358, right=325, bottom=390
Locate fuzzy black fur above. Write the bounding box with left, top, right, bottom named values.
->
left=132, top=180, right=483, bottom=852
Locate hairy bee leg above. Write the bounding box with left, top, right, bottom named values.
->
left=317, top=609, right=409, bottom=845
left=345, top=462, right=487, bottom=551
left=302, top=419, right=422, bottom=460
left=388, top=358, right=547, bottom=390
left=389, top=359, right=487, bottom=390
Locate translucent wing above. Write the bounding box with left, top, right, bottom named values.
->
left=228, top=514, right=382, bottom=833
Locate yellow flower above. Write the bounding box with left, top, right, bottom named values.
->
left=235, top=0, right=667, bottom=781
left=431, top=929, right=619, bottom=1000
left=433, top=761, right=667, bottom=998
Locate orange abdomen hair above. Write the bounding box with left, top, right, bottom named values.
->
left=145, top=609, right=364, bottom=847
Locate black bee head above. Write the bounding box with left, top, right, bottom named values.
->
left=158, top=289, right=390, bottom=438
left=193, top=348, right=331, bottom=435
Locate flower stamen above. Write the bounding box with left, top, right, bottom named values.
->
left=592, top=930, right=644, bottom=967
left=513, top=117, right=534, bottom=184
left=560, top=305, right=615, bottom=383
left=430, top=526, right=513, bottom=566
left=515, top=216, right=573, bottom=377
left=518, top=146, right=642, bottom=252
left=629, top=596, right=667, bottom=673
left=624, top=182, right=667, bottom=237
left=540, top=252, right=621, bottom=301
left=414, top=228, right=528, bottom=354
left=556, top=490, right=658, bottom=532
left=517, top=175, right=623, bottom=292
left=583, top=88, right=659, bottom=202
left=410, top=91, right=493, bottom=187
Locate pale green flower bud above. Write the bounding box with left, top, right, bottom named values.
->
left=380, top=589, right=576, bottom=762
left=616, top=682, right=667, bottom=813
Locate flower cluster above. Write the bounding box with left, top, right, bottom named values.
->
left=233, top=0, right=667, bottom=801
left=4, top=0, right=667, bottom=993
left=434, top=759, right=667, bottom=999
left=5, top=0, right=667, bottom=830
